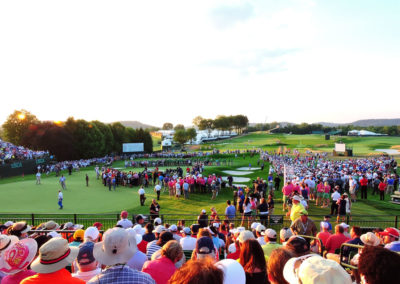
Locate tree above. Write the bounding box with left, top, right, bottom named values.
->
left=198, top=118, right=214, bottom=137
left=174, top=124, right=185, bottom=130
left=214, top=115, right=230, bottom=134
left=232, top=115, right=249, bottom=134
left=173, top=129, right=189, bottom=149
left=2, top=110, right=39, bottom=145
left=162, top=122, right=173, bottom=130
left=192, top=116, right=204, bottom=128
left=186, top=128, right=197, bottom=143
left=109, top=122, right=127, bottom=153
left=91, top=121, right=114, bottom=156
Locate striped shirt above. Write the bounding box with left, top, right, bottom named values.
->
left=146, top=241, right=161, bottom=260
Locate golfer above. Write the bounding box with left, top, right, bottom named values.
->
left=58, top=190, right=63, bottom=209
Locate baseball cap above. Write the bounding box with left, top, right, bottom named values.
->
left=153, top=225, right=165, bottom=234
left=238, top=230, right=255, bottom=244
left=283, top=254, right=352, bottom=284
left=196, top=237, right=215, bottom=254
left=292, top=195, right=301, bottom=202
left=201, top=209, right=206, bottom=214
left=250, top=222, right=260, bottom=230
left=77, top=242, right=96, bottom=265
left=215, top=259, right=246, bottom=284
left=320, top=222, right=329, bottom=229
left=339, top=222, right=349, bottom=229
left=181, top=227, right=191, bottom=235
left=280, top=228, right=293, bottom=242
left=93, top=222, right=103, bottom=228
left=379, top=227, right=400, bottom=238
left=154, top=217, right=162, bottom=225
left=84, top=226, right=100, bottom=241
left=4, top=221, right=14, bottom=228
left=212, top=222, right=220, bottom=228
left=121, top=211, right=128, bottom=218
left=256, top=224, right=266, bottom=233
left=300, top=209, right=308, bottom=216
left=169, top=225, right=178, bottom=232
left=262, top=228, right=277, bottom=238
left=73, top=229, right=85, bottom=241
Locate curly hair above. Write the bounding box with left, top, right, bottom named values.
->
left=169, top=258, right=223, bottom=284
left=358, top=246, right=400, bottom=284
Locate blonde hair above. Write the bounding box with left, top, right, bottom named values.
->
left=161, top=240, right=183, bottom=262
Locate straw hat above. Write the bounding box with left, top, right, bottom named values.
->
left=93, top=228, right=136, bottom=266
left=31, top=237, right=79, bottom=274
left=0, top=235, right=19, bottom=256
left=0, top=238, right=38, bottom=275
left=360, top=232, right=380, bottom=246
left=43, top=221, right=60, bottom=231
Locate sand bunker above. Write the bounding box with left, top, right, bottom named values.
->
left=375, top=149, right=400, bottom=155
left=233, top=184, right=248, bottom=188
left=223, top=170, right=253, bottom=176
left=236, top=167, right=261, bottom=171
left=391, top=145, right=400, bottom=150
left=222, top=176, right=251, bottom=182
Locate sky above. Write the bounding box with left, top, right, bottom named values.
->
left=1, top=0, right=399, bottom=127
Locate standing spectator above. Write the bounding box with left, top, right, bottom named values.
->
left=267, top=194, right=275, bottom=216
left=379, top=179, right=387, bottom=200
left=117, top=211, right=133, bottom=229
left=224, top=200, right=236, bottom=221
left=359, top=175, right=369, bottom=199
left=257, top=198, right=269, bottom=226
left=36, top=171, right=41, bottom=185
left=282, top=181, right=293, bottom=211
left=154, top=183, right=161, bottom=200
left=88, top=228, right=155, bottom=284
left=183, top=180, right=189, bottom=200
left=138, top=186, right=146, bottom=206
left=21, top=238, right=84, bottom=284
left=274, top=175, right=281, bottom=192
left=142, top=240, right=182, bottom=284
left=59, top=175, right=67, bottom=190
left=58, top=190, right=63, bottom=210
left=330, top=186, right=340, bottom=215
left=241, top=196, right=253, bottom=228
left=197, top=209, right=208, bottom=228
left=290, top=210, right=317, bottom=237
left=336, top=194, right=347, bottom=223
left=386, top=175, right=395, bottom=195
left=239, top=239, right=267, bottom=284
left=288, top=196, right=305, bottom=224
left=149, top=199, right=160, bottom=224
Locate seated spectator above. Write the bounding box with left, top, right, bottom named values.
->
left=169, top=225, right=182, bottom=242
left=146, top=231, right=173, bottom=260
left=143, top=223, right=156, bottom=243
left=358, top=245, right=400, bottom=284
left=261, top=229, right=282, bottom=261
left=0, top=238, right=37, bottom=284
left=125, top=228, right=147, bottom=271
left=142, top=240, right=182, bottom=284
left=72, top=242, right=101, bottom=282
left=279, top=228, right=292, bottom=245
left=21, top=237, right=84, bottom=284
left=316, top=222, right=331, bottom=247
left=193, top=237, right=216, bottom=261
left=88, top=228, right=155, bottom=284
left=342, top=226, right=363, bottom=257
left=117, top=211, right=133, bottom=229
left=255, top=224, right=266, bottom=246
left=226, top=239, right=240, bottom=260
left=154, top=217, right=162, bottom=227
left=6, top=222, right=31, bottom=240
left=180, top=227, right=196, bottom=251
left=284, top=236, right=310, bottom=257
left=84, top=227, right=100, bottom=243
left=267, top=248, right=293, bottom=284
left=379, top=227, right=400, bottom=252
left=283, top=254, right=352, bottom=284
left=69, top=229, right=85, bottom=247
left=215, top=259, right=246, bottom=284
left=339, top=222, right=351, bottom=239
left=169, top=258, right=224, bottom=284
left=325, top=225, right=350, bottom=254
left=239, top=239, right=267, bottom=284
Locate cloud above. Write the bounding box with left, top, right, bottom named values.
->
left=210, top=2, right=254, bottom=29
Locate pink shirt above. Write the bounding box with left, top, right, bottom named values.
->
left=1, top=270, right=36, bottom=284
left=282, top=184, right=294, bottom=196
left=142, top=256, right=176, bottom=284
left=317, top=231, right=332, bottom=246
left=324, top=185, right=331, bottom=194
left=317, top=183, right=324, bottom=193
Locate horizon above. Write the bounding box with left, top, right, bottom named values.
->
left=1, top=1, right=399, bottom=126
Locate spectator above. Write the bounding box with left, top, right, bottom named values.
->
left=21, top=237, right=84, bottom=284
left=339, top=223, right=351, bottom=239
left=283, top=254, right=352, bottom=284
left=316, top=222, right=331, bottom=247
left=358, top=245, right=400, bottom=284
left=342, top=226, right=363, bottom=257
left=169, top=259, right=224, bottom=284
left=285, top=236, right=310, bottom=257
left=325, top=225, right=350, bottom=254
left=69, top=229, right=85, bottom=247
left=279, top=228, right=292, bottom=245
left=379, top=227, right=400, bottom=252
left=143, top=223, right=156, bottom=243
left=257, top=198, right=269, bottom=225
left=7, top=222, right=31, bottom=240
left=84, top=227, right=100, bottom=243
left=197, top=209, right=208, bottom=228
left=169, top=225, right=181, bottom=242
left=215, top=258, right=246, bottom=284
left=255, top=224, right=266, bottom=246
left=290, top=210, right=317, bottom=237
left=0, top=238, right=37, bottom=284
left=179, top=227, right=196, bottom=251
left=154, top=217, right=162, bottom=227
left=126, top=228, right=147, bottom=271
left=72, top=242, right=101, bottom=282
left=239, top=239, right=267, bottom=284
left=224, top=200, right=236, bottom=221
left=117, top=211, right=133, bottom=229
left=261, top=229, right=282, bottom=261
left=88, top=228, right=155, bottom=284
left=288, top=196, right=305, bottom=223
left=267, top=248, right=293, bottom=284
left=150, top=200, right=160, bottom=224
left=193, top=237, right=216, bottom=261
left=142, top=240, right=182, bottom=284
left=146, top=231, right=173, bottom=260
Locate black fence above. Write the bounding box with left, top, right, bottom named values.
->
left=0, top=157, right=51, bottom=179
left=1, top=213, right=398, bottom=232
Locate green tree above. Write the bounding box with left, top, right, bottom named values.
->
left=91, top=121, right=114, bottom=156
left=174, top=124, right=185, bottom=130
left=109, top=122, right=127, bottom=153
left=186, top=128, right=197, bottom=143
left=173, top=129, right=189, bottom=149
left=2, top=110, right=39, bottom=145
left=162, top=122, right=173, bottom=130
left=192, top=116, right=204, bottom=128
left=198, top=118, right=214, bottom=137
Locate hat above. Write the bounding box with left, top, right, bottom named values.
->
left=339, top=222, right=349, bottom=229
left=320, top=222, right=329, bottom=229
left=93, top=222, right=103, bottom=228
left=169, top=225, right=178, bottom=232
left=215, top=259, right=246, bottom=284
left=44, top=221, right=60, bottom=231
left=360, top=232, right=381, bottom=246
left=283, top=255, right=352, bottom=284
left=125, top=228, right=140, bottom=246
left=31, top=237, right=79, bottom=274
left=228, top=243, right=236, bottom=253
left=4, top=221, right=13, bottom=228
left=10, top=222, right=31, bottom=235
left=256, top=224, right=266, bottom=233
left=133, top=224, right=145, bottom=236
left=0, top=239, right=38, bottom=275
left=84, top=227, right=100, bottom=241
left=212, top=222, right=220, bottom=228
left=196, top=237, right=215, bottom=255
left=153, top=225, right=165, bottom=234
left=93, top=228, right=136, bottom=266
left=201, top=209, right=206, bottom=214
left=250, top=222, right=260, bottom=230
left=342, top=193, right=348, bottom=196
left=181, top=227, right=191, bottom=235
left=262, top=228, right=277, bottom=238
left=300, top=210, right=308, bottom=216
left=63, top=222, right=74, bottom=230
left=48, top=231, right=61, bottom=238
left=76, top=242, right=96, bottom=265
left=0, top=235, right=19, bottom=255
left=135, top=214, right=144, bottom=222
left=154, top=217, right=162, bottom=225
left=379, top=227, right=400, bottom=238
left=238, top=230, right=255, bottom=244
left=280, top=228, right=293, bottom=241
left=73, top=229, right=85, bottom=241
left=292, top=195, right=301, bottom=202
left=121, top=211, right=128, bottom=218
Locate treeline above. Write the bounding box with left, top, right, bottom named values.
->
left=248, top=122, right=400, bottom=136
left=2, top=110, right=153, bottom=161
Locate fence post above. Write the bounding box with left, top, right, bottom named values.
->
left=31, top=213, right=35, bottom=226
left=74, top=214, right=77, bottom=225
left=346, top=215, right=350, bottom=225
left=395, top=216, right=398, bottom=228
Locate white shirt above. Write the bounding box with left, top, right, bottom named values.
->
left=58, top=192, right=63, bottom=200
left=117, top=218, right=133, bottom=229
left=72, top=268, right=102, bottom=282
left=36, top=172, right=41, bottom=177
left=180, top=236, right=197, bottom=250
left=331, top=191, right=341, bottom=201
left=155, top=185, right=161, bottom=192
left=138, top=188, right=145, bottom=195
left=257, top=236, right=266, bottom=246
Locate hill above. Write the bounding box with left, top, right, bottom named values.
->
left=117, top=121, right=157, bottom=129
left=314, top=118, right=400, bottom=127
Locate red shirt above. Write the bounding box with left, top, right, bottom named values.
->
left=21, top=269, right=84, bottom=284
left=325, top=233, right=350, bottom=253
left=137, top=240, right=148, bottom=254
left=142, top=256, right=176, bottom=284
left=316, top=231, right=332, bottom=246
left=360, top=178, right=368, bottom=186
left=226, top=250, right=240, bottom=260
left=379, top=182, right=386, bottom=191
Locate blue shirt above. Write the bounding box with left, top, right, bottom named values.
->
left=385, top=241, right=400, bottom=252
left=225, top=205, right=236, bottom=219
left=88, top=265, right=155, bottom=284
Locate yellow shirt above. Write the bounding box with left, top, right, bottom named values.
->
left=290, top=203, right=305, bottom=222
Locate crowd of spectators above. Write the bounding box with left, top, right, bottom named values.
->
left=0, top=139, right=48, bottom=164
left=1, top=209, right=400, bottom=283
